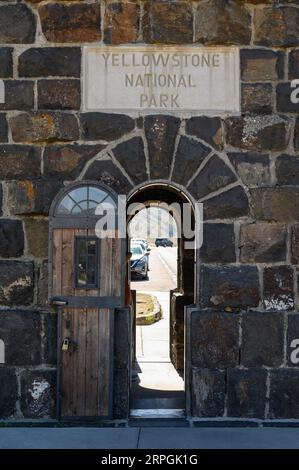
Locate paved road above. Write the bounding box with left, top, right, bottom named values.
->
left=1, top=426, right=299, bottom=449
left=157, top=246, right=178, bottom=280
left=131, top=247, right=177, bottom=292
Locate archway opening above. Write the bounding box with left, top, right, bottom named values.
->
left=126, top=183, right=196, bottom=418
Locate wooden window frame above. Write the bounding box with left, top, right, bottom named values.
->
left=74, top=236, right=100, bottom=290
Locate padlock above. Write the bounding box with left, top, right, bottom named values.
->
left=62, top=338, right=70, bottom=351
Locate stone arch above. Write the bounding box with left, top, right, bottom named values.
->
left=80, top=114, right=250, bottom=219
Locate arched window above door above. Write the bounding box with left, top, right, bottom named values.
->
left=50, top=181, right=118, bottom=229
left=55, top=184, right=116, bottom=217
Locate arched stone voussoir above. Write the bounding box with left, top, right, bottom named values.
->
left=171, top=135, right=211, bottom=187
left=185, top=116, right=224, bottom=151
left=83, top=156, right=133, bottom=195
left=202, top=185, right=250, bottom=220
left=112, top=136, right=149, bottom=186
left=187, top=154, right=237, bottom=201
left=144, top=114, right=181, bottom=180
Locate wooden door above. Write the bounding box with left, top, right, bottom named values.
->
left=49, top=183, right=124, bottom=419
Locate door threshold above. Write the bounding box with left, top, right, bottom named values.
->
left=130, top=409, right=185, bottom=419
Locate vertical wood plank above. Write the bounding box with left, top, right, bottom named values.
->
left=52, top=229, right=62, bottom=297
left=98, top=307, right=112, bottom=416
left=99, top=237, right=113, bottom=297
left=60, top=308, right=74, bottom=417
left=85, top=308, right=99, bottom=416
left=73, top=308, right=87, bottom=416
left=62, top=229, right=75, bottom=296
left=112, top=236, right=122, bottom=297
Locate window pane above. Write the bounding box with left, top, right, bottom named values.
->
left=55, top=185, right=116, bottom=217
left=69, top=187, right=88, bottom=204
left=56, top=195, right=74, bottom=215
left=89, top=187, right=108, bottom=205
left=72, top=200, right=88, bottom=215
left=75, top=238, right=98, bottom=288
left=88, top=240, right=97, bottom=255
left=87, top=254, right=96, bottom=285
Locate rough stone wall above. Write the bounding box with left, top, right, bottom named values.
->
left=0, top=0, right=298, bottom=420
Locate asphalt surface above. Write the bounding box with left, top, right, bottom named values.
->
left=131, top=246, right=177, bottom=292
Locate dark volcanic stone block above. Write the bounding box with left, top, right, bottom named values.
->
left=38, top=80, right=81, bottom=110
left=6, top=179, right=62, bottom=215
left=0, top=81, right=34, bottom=111
left=39, top=3, right=102, bottom=43
left=104, top=2, right=140, bottom=45
left=228, top=152, right=270, bottom=186
left=0, top=369, right=17, bottom=418
left=203, top=186, right=249, bottom=220
left=263, top=266, right=294, bottom=311
left=191, top=368, right=225, bottom=418
left=251, top=187, right=299, bottom=223
left=201, top=265, right=260, bottom=309
left=172, top=136, right=211, bottom=187
left=0, top=4, right=36, bottom=43
left=84, top=158, right=132, bottom=195
left=276, top=155, right=299, bottom=185
left=0, top=310, right=42, bottom=365
left=185, top=116, right=223, bottom=150
left=289, top=49, right=299, bottom=80
left=241, top=48, right=285, bottom=82
left=81, top=113, right=135, bottom=141
left=240, top=222, right=287, bottom=263
left=0, top=261, right=34, bottom=306
left=195, top=0, right=251, bottom=45
left=9, top=112, right=79, bottom=143
left=200, top=223, right=236, bottom=263
left=0, top=114, right=7, bottom=143
left=144, top=114, right=180, bottom=179
left=112, top=137, right=148, bottom=186
left=0, top=219, right=24, bottom=258
left=19, top=48, right=81, bottom=78
left=43, top=144, right=105, bottom=180
left=191, top=311, right=240, bottom=367
left=241, top=312, right=284, bottom=367
left=188, top=155, right=237, bottom=200
left=227, top=368, right=267, bottom=419
left=143, top=1, right=193, bottom=44
left=254, top=6, right=299, bottom=47
left=291, top=224, right=299, bottom=264
left=269, top=369, right=299, bottom=419
left=241, top=83, right=273, bottom=115
left=225, top=115, right=289, bottom=152
left=0, top=48, right=13, bottom=78
left=20, top=369, right=56, bottom=419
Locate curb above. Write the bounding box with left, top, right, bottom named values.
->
left=136, top=295, right=162, bottom=325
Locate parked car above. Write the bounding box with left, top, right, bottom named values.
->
left=155, top=238, right=173, bottom=247
left=131, top=238, right=149, bottom=251
left=130, top=243, right=149, bottom=279
left=131, top=238, right=151, bottom=271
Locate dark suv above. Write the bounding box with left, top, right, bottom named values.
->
left=155, top=238, right=173, bottom=247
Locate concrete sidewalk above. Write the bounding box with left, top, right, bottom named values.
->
left=1, top=427, right=299, bottom=449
